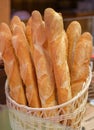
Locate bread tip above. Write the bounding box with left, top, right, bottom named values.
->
left=32, top=10, right=42, bottom=22
left=11, top=15, right=21, bottom=22
left=81, top=32, right=93, bottom=41
left=0, top=22, right=12, bottom=38
left=44, top=8, right=55, bottom=14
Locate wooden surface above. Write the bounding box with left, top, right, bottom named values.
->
left=82, top=103, right=94, bottom=130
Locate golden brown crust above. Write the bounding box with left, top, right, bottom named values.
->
left=26, top=17, right=34, bottom=57
left=44, top=8, right=72, bottom=104
left=12, top=25, right=41, bottom=107
left=0, top=23, right=26, bottom=105
left=33, top=44, right=57, bottom=107
left=30, top=10, right=57, bottom=108
left=0, top=8, right=92, bottom=108
left=32, top=11, right=46, bottom=44
left=71, top=32, right=93, bottom=96
left=32, top=11, right=49, bottom=51
left=66, top=21, right=82, bottom=72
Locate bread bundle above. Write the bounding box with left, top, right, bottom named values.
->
left=0, top=23, right=26, bottom=105
left=12, top=24, right=41, bottom=108
left=0, top=8, right=93, bottom=108
left=66, top=21, right=92, bottom=97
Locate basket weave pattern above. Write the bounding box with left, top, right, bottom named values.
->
left=5, top=70, right=92, bottom=130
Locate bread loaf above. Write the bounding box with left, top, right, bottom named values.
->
left=30, top=10, right=57, bottom=108
left=0, top=23, right=26, bottom=105
left=66, top=21, right=82, bottom=73
left=12, top=25, right=41, bottom=107
left=44, top=8, right=72, bottom=104
left=33, top=43, right=57, bottom=107
left=70, top=32, right=93, bottom=96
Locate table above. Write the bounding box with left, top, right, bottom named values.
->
left=82, top=103, right=94, bottom=130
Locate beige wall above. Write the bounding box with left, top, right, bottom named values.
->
left=0, top=0, right=10, bottom=24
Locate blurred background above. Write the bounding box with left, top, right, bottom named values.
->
left=11, top=0, right=94, bottom=18
left=0, top=0, right=94, bottom=24
left=0, top=0, right=94, bottom=38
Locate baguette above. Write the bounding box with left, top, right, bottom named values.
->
left=44, top=8, right=72, bottom=104
left=12, top=25, right=41, bottom=107
left=33, top=43, right=57, bottom=108
left=32, top=10, right=57, bottom=108
left=71, top=32, right=93, bottom=96
left=66, top=21, right=82, bottom=73
left=0, top=23, right=26, bottom=105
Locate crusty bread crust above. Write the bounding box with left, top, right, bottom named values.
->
left=71, top=32, right=93, bottom=96
left=0, top=23, right=26, bottom=105
left=12, top=25, right=41, bottom=107
left=66, top=21, right=82, bottom=73
left=33, top=43, right=57, bottom=107
left=44, top=8, right=72, bottom=104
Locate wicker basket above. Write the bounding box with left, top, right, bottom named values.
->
left=5, top=69, right=92, bottom=130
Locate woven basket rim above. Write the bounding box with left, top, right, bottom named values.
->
left=5, top=68, right=92, bottom=111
